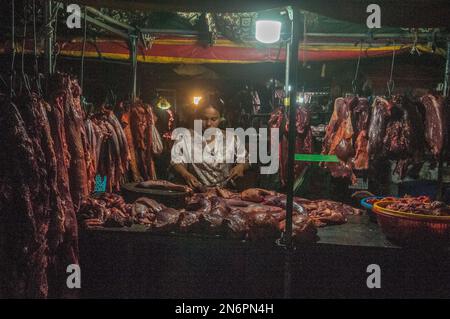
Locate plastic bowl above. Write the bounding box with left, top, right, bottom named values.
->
left=373, top=201, right=450, bottom=247
left=360, top=196, right=387, bottom=222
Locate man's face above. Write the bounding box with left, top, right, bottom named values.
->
left=201, top=107, right=220, bottom=130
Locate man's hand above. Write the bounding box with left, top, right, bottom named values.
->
left=229, top=163, right=247, bottom=180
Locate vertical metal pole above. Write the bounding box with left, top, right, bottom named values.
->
left=283, top=7, right=301, bottom=299
left=285, top=8, right=301, bottom=249
left=444, top=40, right=450, bottom=98
left=44, top=0, right=53, bottom=76
left=284, top=41, right=290, bottom=100
left=130, top=35, right=138, bottom=102
left=437, top=40, right=450, bottom=201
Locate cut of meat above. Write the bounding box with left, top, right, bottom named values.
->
left=120, top=110, right=142, bottom=182
left=352, top=98, right=370, bottom=170
left=137, top=179, right=192, bottom=193
left=202, top=197, right=229, bottom=233
left=128, top=100, right=159, bottom=180
left=54, top=74, right=89, bottom=210
left=241, top=188, right=276, bottom=203
left=322, top=97, right=358, bottom=182
left=224, top=209, right=250, bottom=239
left=353, top=130, right=369, bottom=170
left=153, top=208, right=184, bottom=232
left=89, top=107, right=131, bottom=192
left=368, top=97, right=392, bottom=159
left=279, top=215, right=317, bottom=243
left=246, top=211, right=280, bottom=241
left=268, top=106, right=313, bottom=187
left=421, top=94, right=446, bottom=158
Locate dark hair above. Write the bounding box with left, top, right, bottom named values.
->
left=196, top=100, right=222, bottom=117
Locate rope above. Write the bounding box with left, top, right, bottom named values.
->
left=32, top=0, right=42, bottom=96
left=81, top=6, right=87, bottom=92
left=21, top=0, right=32, bottom=96
left=52, top=3, right=60, bottom=73
left=352, top=42, right=363, bottom=94
left=10, top=0, right=16, bottom=98
left=387, top=42, right=396, bottom=97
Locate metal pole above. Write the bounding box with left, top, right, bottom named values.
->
left=84, top=14, right=129, bottom=39
left=44, top=0, right=53, bottom=75
left=443, top=40, right=450, bottom=97
left=436, top=40, right=450, bottom=201
left=284, top=41, right=290, bottom=99
left=130, top=35, right=138, bottom=102
left=285, top=8, right=301, bottom=249
left=283, top=7, right=301, bottom=299
left=86, top=6, right=135, bottom=31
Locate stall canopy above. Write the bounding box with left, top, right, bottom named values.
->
left=70, top=0, right=450, bottom=27
left=2, top=3, right=445, bottom=65
left=4, top=36, right=440, bottom=64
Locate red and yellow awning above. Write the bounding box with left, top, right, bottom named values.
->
left=2, top=36, right=441, bottom=64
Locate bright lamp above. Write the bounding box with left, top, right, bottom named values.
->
left=255, top=20, right=282, bottom=44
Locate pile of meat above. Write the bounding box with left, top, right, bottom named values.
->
left=322, top=97, right=370, bottom=183
left=382, top=196, right=450, bottom=216
left=322, top=94, right=447, bottom=182
left=78, top=187, right=362, bottom=244
left=119, top=99, right=162, bottom=182
left=269, top=106, right=313, bottom=187
left=78, top=193, right=134, bottom=228
left=85, top=107, right=130, bottom=192
left=0, top=73, right=85, bottom=298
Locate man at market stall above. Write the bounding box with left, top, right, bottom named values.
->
left=170, top=101, right=250, bottom=188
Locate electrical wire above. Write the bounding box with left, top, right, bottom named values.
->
left=21, top=0, right=32, bottom=95
left=81, top=6, right=87, bottom=93
left=32, top=0, right=42, bottom=96
left=387, top=42, right=396, bottom=97
left=10, top=0, right=16, bottom=98
left=52, top=2, right=61, bottom=73
left=352, top=42, right=363, bottom=94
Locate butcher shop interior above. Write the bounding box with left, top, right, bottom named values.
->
left=1, top=0, right=450, bottom=300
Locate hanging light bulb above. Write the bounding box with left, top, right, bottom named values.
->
left=255, top=10, right=283, bottom=44
left=255, top=20, right=282, bottom=43
left=193, top=96, right=202, bottom=106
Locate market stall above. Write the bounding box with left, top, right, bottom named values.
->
left=1, top=0, right=450, bottom=299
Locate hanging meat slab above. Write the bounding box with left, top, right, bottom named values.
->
left=322, top=97, right=357, bottom=182
left=368, top=97, right=393, bottom=159
left=421, top=94, right=446, bottom=159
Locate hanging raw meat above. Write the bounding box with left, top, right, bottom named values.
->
left=48, top=73, right=89, bottom=210
left=269, top=106, right=313, bottom=187
left=120, top=106, right=142, bottom=182
left=0, top=90, right=79, bottom=298
left=420, top=94, right=446, bottom=159
left=87, top=107, right=130, bottom=192
left=352, top=98, right=370, bottom=170
left=322, top=97, right=357, bottom=182
left=129, top=100, right=158, bottom=180
left=368, top=97, right=393, bottom=159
